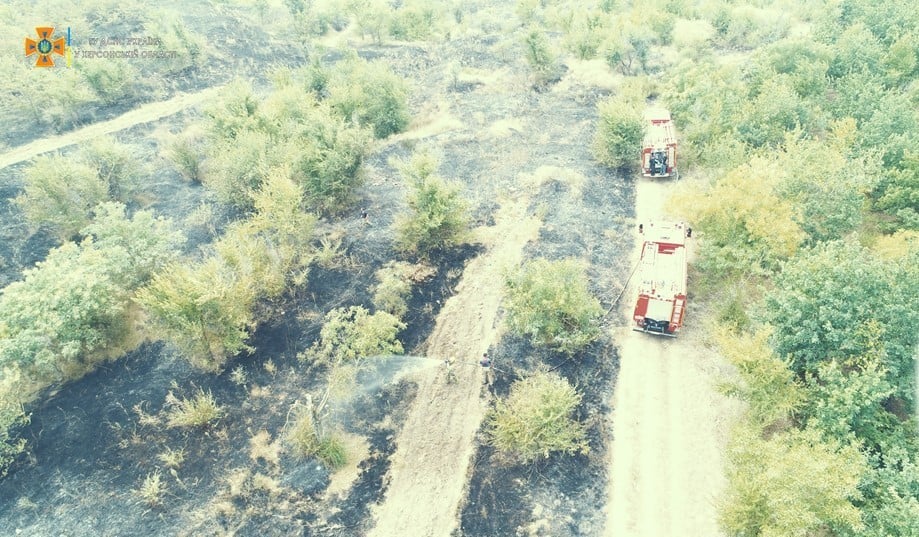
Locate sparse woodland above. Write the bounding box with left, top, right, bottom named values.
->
left=0, top=0, right=917, bottom=535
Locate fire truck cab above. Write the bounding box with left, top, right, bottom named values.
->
left=641, top=108, right=678, bottom=179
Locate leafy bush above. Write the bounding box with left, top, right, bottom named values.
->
left=303, top=306, right=404, bottom=365
left=165, top=389, right=222, bottom=428
left=78, top=59, right=136, bottom=105
left=165, top=131, right=204, bottom=183
left=503, top=258, right=602, bottom=354
left=0, top=369, right=28, bottom=479
left=202, top=82, right=371, bottom=213
left=523, top=28, right=561, bottom=85
left=592, top=95, right=645, bottom=171
left=389, top=3, right=436, bottom=40
left=326, top=57, right=410, bottom=138
left=394, top=151, right=470, bottom=257
left=372, top=261, right=414, bottom=317
left=16, top=139, right=146, bottom=238
left=16, top=155, right=108, bottom=239
left=285, top=403, right=347, bottom=469
left=721, top=425, right=865, bottom=537
left=763, top=241, right=919, bottom=401
left=0, top=204, right=182, bottom=382
left=136, top=257, right=256, bottom=372
left=487, top=370, right=588, bottom=463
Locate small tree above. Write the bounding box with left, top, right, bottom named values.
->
left=487, top=370, right=588, bottom=463
left=303, top=306, right=404, bottom=365
left=135, top=257, right=256, bottom=372
left=592, top=95, right=645, bottom=171
left=372, top=261, right=414, bottom=318
left=16, top=154, right=108, bottom=239
left=523, top=28, right=561, bottom=86
left=395, top=151, right=470, bottom=257
left=326, top=57, right=410, bottom=138
left=504, top=258, right=602, bottom=354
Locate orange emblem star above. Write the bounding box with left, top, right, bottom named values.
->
left=25, top=27, right=66, bottom=67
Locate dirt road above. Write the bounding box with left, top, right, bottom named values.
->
left=367, top=197, right=540, bottom=537
left=604, top=178, right=740, bottom=536
left=0, top=87, right=222, bottom=171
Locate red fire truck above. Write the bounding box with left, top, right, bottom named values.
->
left=633, top=222, right=688, bottom=336
left=641, top=108, right=678, bottom=179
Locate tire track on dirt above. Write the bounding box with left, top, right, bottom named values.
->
left=605, top=178, right=738, bottom=536
left=367, top=197, right=540, bottom=537
left=0, top=87, right=222, bottom=171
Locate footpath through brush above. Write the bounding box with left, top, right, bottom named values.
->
left=367, top=198, right=540, bottom=537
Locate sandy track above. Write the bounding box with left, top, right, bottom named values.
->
left=0, top=87, right=222, bottom=171
left=604, top=178, right=738, bottom=536
left=367, top=197, right=540, bottom=537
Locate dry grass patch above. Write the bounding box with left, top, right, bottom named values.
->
left=134, top=470, right=166, bottom=508
left=164, top=389, right=222, bottom=429
left=249, top=430, right=281, bottom=467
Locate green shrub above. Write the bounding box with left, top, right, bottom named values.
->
left=136, top=257, right=256, bottom=372
left=165, top=389, right=222, bottom=428
left=326, top=57, right=410, bottom=139
left=592, top=95, right=645, bottom=171
left=389, top=4, right=436, bottom=40
left=165, top=132, right=204, bottom=183
left=487, top=370, right=588, bottom=463
left=285, top=404, right=348, bottom=469
left=504, top=258, right=602, bottom=354
left=78, top=60, right=136, bottom=104
left=394, top=151, right=470, bottom=257
left=16, top=155, right=108, bottom=239
left=523, top=28, right=561, bottom=85
left=81, top=137, right=144, bottom=200
left=0, top=202, right=182, bottom=381
left=372, top=262, right=414, bottom=317
left=17, top=138, right=146, bottom=238
left=302, top=306, right=404, bottom=365
left=0, top=371, right=28, bottom=479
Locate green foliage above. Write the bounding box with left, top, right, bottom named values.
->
left=0, top=205, right=180, bottom=382
left=81, top=137, right=144, bottom=200
left=389, top=3, right=436, bottom=40
left=165, top=131, right=204, bottom=183
left=303, top=306, right=405, bottom=365
left=78, top=59, right=136, bottom=105
left=504, top=258, right=602, bottom=354
left=285, top=404, right=347, bottom=469
left=737, top=77, right=818, bottom=148
left=0, top=242, right=127, bottom=378
left=875, top=151, right=919, bottom=231
left=145, top=15, right=206, bottom=74
left=82, top=202, right=186, bottom=288
left=17, top=155, right=108, bottom=239
left=523, top=28, right=560, bottom=84
left=372, top=262, right=413, bottom=318
left=136, top=257, right=256, bottom=372
left=804, top=353, right=896, bottom=448
left=487, top=370, right=588, bottom=463
left=717, top=330, right=803, bottom=430
left=325, top=57, right=410, bottom=139
left=16, top=138, right=146, bottom=239
left=763, top=241, right=919, bottom=401
left=0, top=368, right=28, bottom=479
left=165, top=389, right=222, bottom=428
left=720, top=425, right=865, bottom=537
left=850, top=447, right=919, bottom=537
left=592, top=95, right=644, bottom=170
left=202, top=80, right=371, bottom=213
left=394, top=151, right=470, bottom=257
